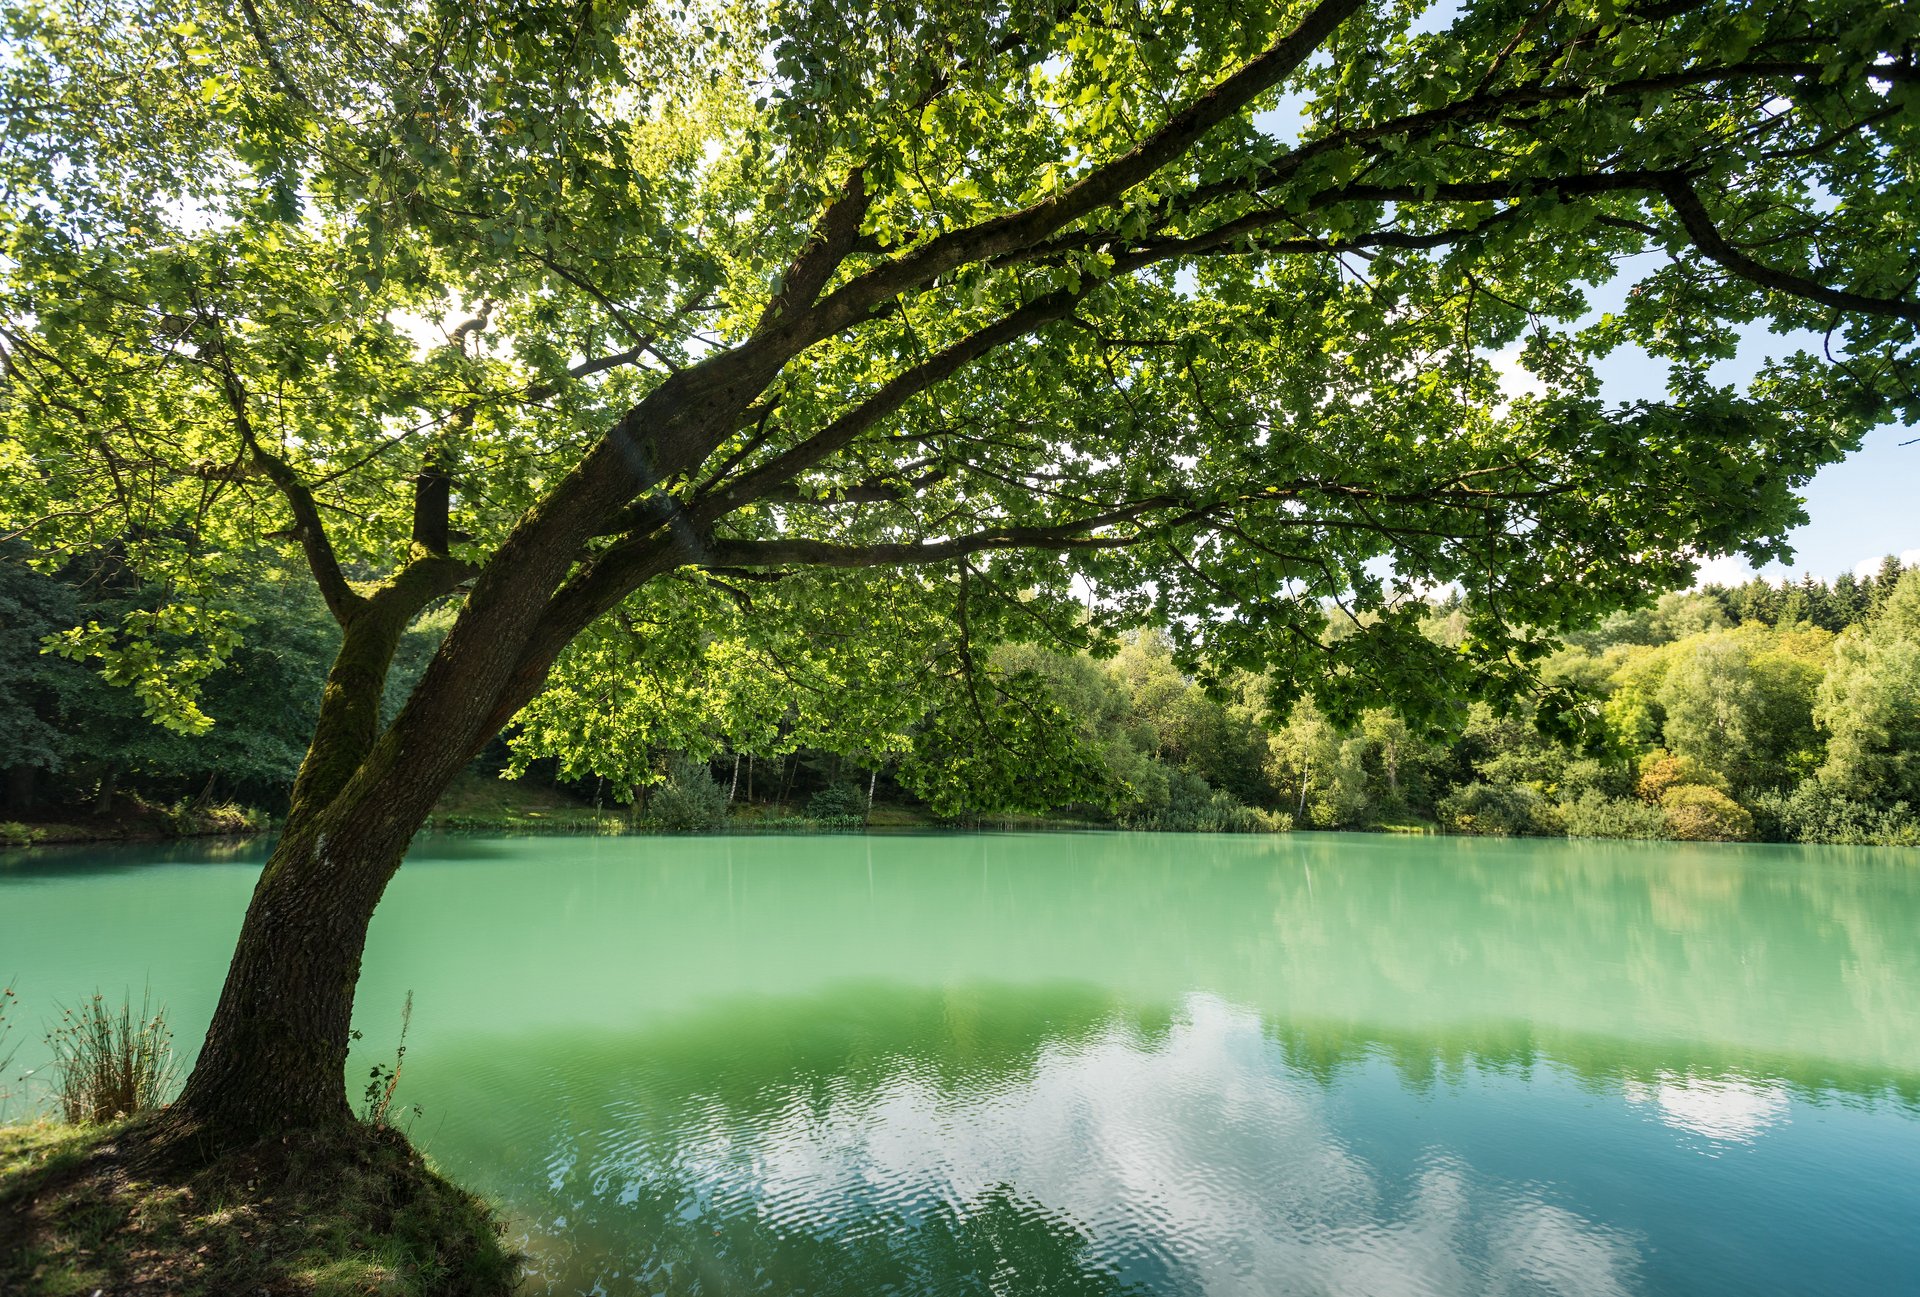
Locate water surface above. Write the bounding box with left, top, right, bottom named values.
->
left=4, top=832, right=1918, bottom=1295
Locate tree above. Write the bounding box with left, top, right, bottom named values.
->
left=1816, top=569, right=1920, bottom=805
left=4, top=0, right=1917, bottom=1139
left=1655, top=628, right=1823, bottom=796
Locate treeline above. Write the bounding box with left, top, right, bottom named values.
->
left=4, top=538, right=1918, bottom=847
left=976, top=562, right=1920, bottom=845
left=0, top=542, right=414, bottom=828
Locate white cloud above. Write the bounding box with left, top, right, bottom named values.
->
left=1690, top=555, right=1753, bottom=588
left=1623, top=1073, right=1789, bottom=1145
left=1854, top=550, right=1920, bottom=580
left=576, top=995, right=1644, bottom=1296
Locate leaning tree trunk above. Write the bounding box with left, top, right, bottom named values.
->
left=159, top=570, right=480, bottom=1140
left=159, top=342, right=772, bottom=1145
left=164, top=821, right=408, bottom=1134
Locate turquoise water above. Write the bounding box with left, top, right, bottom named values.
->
left=4, top=831, right=1919, bottom=1294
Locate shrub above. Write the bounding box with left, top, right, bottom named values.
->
left=47, top=990, right=180, bottom=1124
left=1635, top=750, right=1726, bottom=804
left=1660, top=784, right=1753, bottom=842
left=0, top=821, right=40, bottom=848
left=805, top=783, right=869, bottom=823
left=1558, top=790, right=1669, bottom=840
left=1750, top=783, right=1920, bottom=846
left=359, top=991, right=416, bottom=1131
left=1117, top=765, right=1285, bottom=832
left=1438, top=782, right=1546, bottom=836
left=647, top=755, right=728, bottom=831
left=162, top=800, right=268, bottom=837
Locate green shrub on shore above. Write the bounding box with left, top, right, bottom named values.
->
left=806, top=783, right=870, bottom=824
left=1558, top=791, right=1669, bottom=841
left=646, top=756, right=729, bottom=832
left=1661, top=784, right=1755, bottom=842
left=1751, top=785, right=1920, bottom=847
left=1438, top=783, right=1547, bottom=837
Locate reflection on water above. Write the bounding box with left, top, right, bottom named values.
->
left=1622, top=1074, right=1791, bottom=1145
left=5, top=831, right=1920, bottom=1294
left=479, top=994, right=1648, bottom=1297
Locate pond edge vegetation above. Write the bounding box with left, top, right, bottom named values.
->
left=0, top=986, right=517, bottom=1297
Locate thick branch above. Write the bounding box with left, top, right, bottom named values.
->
left=792, top=0, right=1364, bottom=344
left=1660, top=178, right=1920, bottom=323
left=757, top=167, right=871, bottom=334
left=285, top=553, right=476, bottom=829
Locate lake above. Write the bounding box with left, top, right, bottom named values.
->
left=3, top=831, right=1918, bottom=1295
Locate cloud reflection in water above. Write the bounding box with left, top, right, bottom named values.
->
left=521, top=994, right=1642, bottom=1296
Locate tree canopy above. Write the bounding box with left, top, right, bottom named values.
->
left=5, top=0, right=1917, bottom=775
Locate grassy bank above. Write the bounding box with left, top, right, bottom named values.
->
left=0, top=1118, right=517, bottom=1296
left=1, top=801, right=267, bottom=849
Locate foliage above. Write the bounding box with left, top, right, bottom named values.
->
left=6, top=0, right=1917, bottom=819
left=646, top=755, right=730, bottom=832
left=1814, top=570, right=1920, bottom=806
left=44, top=991, right=179, bottom=1124
left=1750, top=785, right=1920, bottom=848
left=1659, top=784, right=1754, bottom=842
left=1557, top=791, right=1668, bottom=841
left=1635, top=750, right=1729, bottom=805
left=1437, top=782, right=1549, bottom=837
left=805, top=783, right=869, bottom=824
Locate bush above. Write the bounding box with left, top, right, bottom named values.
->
left=1558, top=790, right=1669, bottom=840
left=0, top=821, right=41, bottom=848
left=1558, top=757, right=1634, bottom=802
left=1635, top=750, right=1726, bottom=804
left=647, top=755, right=728, bottom=831
left=47, top=990, right=180, bottom=1124
left=1750, top=783, right=1920, bottom=846
left=1438, top=782, right=1548, bottom=836
left=805, top=783, right=869, bottom=823
left=162, top=800, right=268, bottom=837
left=1117, top=764, right=1286, bottom=832
left=1660, top=784, right=1753, bottom=842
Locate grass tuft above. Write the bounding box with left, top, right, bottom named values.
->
left=46, top=990, right=180, bottom=1125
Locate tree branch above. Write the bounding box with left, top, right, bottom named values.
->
left=197, top=308, right=359, bottom=622
left=788, top=0, right=1365, bottom=344
left=756, top=166, right=871, bottom=334
left=1659, top=177, right=1920, bottom=323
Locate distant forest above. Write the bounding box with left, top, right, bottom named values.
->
left=5, top=543, right=1918, bottom=847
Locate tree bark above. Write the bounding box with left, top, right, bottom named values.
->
left=163, top=820, right=405, bottom=1136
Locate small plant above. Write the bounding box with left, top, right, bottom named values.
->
left=0, top=821, right=40, bottom=848
left=360, top=990, right=416, bottom=1129
left=0, top=982, right=20, bottom=1117
left=46, top=989, right=180, bottom=1124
